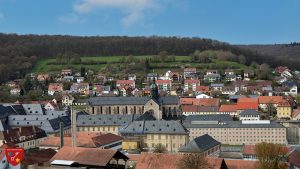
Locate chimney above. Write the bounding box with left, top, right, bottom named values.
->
left=60, top=122, right=64, bottom=148
left=19, top=127, right=22, bottom=133
left=71, top=106, right=77, bottom=147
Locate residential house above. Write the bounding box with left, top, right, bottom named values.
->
left=40, top=132, right=123, bottom=150
left=239, top=109, right=260, bottom=121
left=0, top=126, right=47, bottom=150
left=48, top=83, right=63, bottom=96
left=258, top=96, right=284, bottom=111
left=292, top=107, right=300, bottom=121
left=62, top=76, right=74, bottom=82
left=75, top=77, right=85, bottom=83
left=164, top=70, right=180, bottom=81
left=179, top=134, right=221, bottom=157
left=243, top=145, right=256, bottom=160
left=275, top=66, right=290, bottom=74
left=196, top=93, right=212, bottom=99
left=50, top=147, right=129, bottom=168
left=120, top=120, right=189, bottom=152
left=147, top=73, right=158, bottom=81
left=156, top=80, right=172, bottom=91
left=282, top=81, right=298, bottom=96
left=219, top=104, right=238, bottom=116
left=210, top=84, right=224, bottom=92
left=184, top=79, right=200, bottom=92
left=206, top=69, right=218, bottom=75
left=204, top=74, right=221, bottom=83
left=37, top=74, right=50, bottom=82
left=183, top=68, right=197, bottom=79
left=116, top=80, right=135, bottom=89
left=224, top=69, right=235, bottom=75
left=44, top=100, right=58, bottom=111
left=277, top=101, right=292, bottom=119
left=275, top=76, right=288, bottom=84
left=243, top=70, right=254, bottom=81
left=236, top=98, right=258, bottom=114
left=61, top=93, right=74, bottom=106
left=70, top=83, right=90, bottom=96
left=10, top=86, right=21, bottom=96
left=196, top=86, right=210, bottom=95
left=225, top=74, right=236, bottom=82
left=61, top=69, right=72, bottom=76
left=221, top=86, right=236, bottom=95
left=128, top=74, right=137, bottom=81
left=281, top=70, right=293, bottom=78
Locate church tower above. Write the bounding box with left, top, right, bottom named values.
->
left=150, top=79, right=159, bottom=101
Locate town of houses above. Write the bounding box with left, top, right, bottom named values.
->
left=0, top=66, right=300, bottom=168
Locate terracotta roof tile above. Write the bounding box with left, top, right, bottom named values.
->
left=116, top=80, right=135, bottom=84
left=219, top=104, right=237, bottom=112
left=225, top=159, right=257, bottom=169
left=196, top=86, right=210, bottom=92
left=289, top=149, right=300, bottom=168
left=258, top=96, right=284, bottom=104
left=50, top=146, right=128, bottom=167
left=156, top=80, right=172, bottom=84
left=184, top=79, right=200, bottom=84
left=180, top=98, right=220, bottom=107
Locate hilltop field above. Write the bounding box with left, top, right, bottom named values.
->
left=32, top=55, right=248, bottom=77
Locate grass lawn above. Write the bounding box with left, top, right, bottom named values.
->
left=32, top=55, right=248, bottom=74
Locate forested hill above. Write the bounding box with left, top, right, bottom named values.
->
left=0, top=33, right=295, bottom=83
left=237, top=43, right=300, bottom=68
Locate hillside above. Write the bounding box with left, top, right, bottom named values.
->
left=237, top=44, right=300, bottom=68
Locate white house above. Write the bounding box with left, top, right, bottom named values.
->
left=196, top=93, right=212, bottom=99
left=239, top=109, right=260, bottom=121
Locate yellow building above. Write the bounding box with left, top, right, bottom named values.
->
left=120, top=121, right=189, bottom=152
left=277, top=102, right=292, bottom=119
left=76, top=114, right=140, bottom=135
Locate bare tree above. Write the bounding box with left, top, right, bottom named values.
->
left=255, top=142, right=289, bottom=169
left=153, top=143, right=167, bottom=153
left=178, top=153, right=209, bottom=169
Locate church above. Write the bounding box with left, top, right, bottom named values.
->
left=86, top=80, right=180, bottom=120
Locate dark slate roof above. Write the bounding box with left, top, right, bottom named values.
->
left=240, top=109, right=260, bottom=116
left=87, top=96, right=179, bottom=106
left=0, top=105, right=17, bottom=120
left=11, top=105, right=26, bottom=115
left=134, top=111, right=156, bottom=121
left=179, top=134, right=220, bottom=153
left=120, top=120, right=188, bottom=135
left=77, top=114, right=140, bottom=126
left=184, top=114, right=233, bottom=122
left=8, top=115, right=71, bottom=133
left=183, top=121, right=285, bottom=129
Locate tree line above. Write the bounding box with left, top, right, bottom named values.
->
left=0, top=33, right=290, bottom=83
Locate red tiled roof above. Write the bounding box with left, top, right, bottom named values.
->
left=180, top=98, right=220, bottom=107
left=116, top=80, right=135, bottom=84
left=41, top=132, right=122, bottom=148
left=134, top=153, right=225, bottom=169
left=48, top=83, right=63, bottom=91
left=156, top=80, right=172, bottom=84
left=289, top=149, right=300, bottom=168
left=225, top=159, right=257, bottom=169
left=278, top=101, right=291, bottom=107
left=184, top=79, right=200, bottom=84
left=23, top=149, right=57, bottom=165
left=258, top=96, right=284, bottom=104
left=50, top=146, right=128, bottom=167
left=0, top=126, right=46, bottom=144
left=181, top=105, right=198, bottom=112
left=292, top=109, right=300, bottom=118
left=219, top=104, right=237, bottom=112
left=237, top=98, right=258, bottom=110
left=196, top=86, right=210, bottom=92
